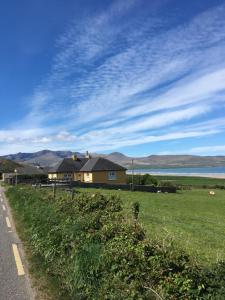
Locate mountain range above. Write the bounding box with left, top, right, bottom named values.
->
left=1, top=150, right=225, bottom=169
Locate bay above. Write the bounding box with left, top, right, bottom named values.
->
left=127, top=166, right=225, bottom=176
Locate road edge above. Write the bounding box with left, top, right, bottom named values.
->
left=1, top=185, right=36, bottom=300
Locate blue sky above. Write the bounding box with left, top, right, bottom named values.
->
left=1, top=0, right=225, bottom=156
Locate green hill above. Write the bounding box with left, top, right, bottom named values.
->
left=0, top=158, right=21, bottom=173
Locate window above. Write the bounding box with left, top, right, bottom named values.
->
left=85, top=172, right=91, bottom=182
left=108, top=171, right=117, bottom=180
left=64, top=173, right=72, bottom=179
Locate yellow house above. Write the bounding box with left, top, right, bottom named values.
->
left=48, top=155, right=127, bottom=184
left=80, top=157, right=127, bottom=184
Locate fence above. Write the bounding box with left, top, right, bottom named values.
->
left=70, top=181, right=176, bottom=193
left=4, top=175, right=48, bottom=185
left=12, top=179, right=176, bottom=193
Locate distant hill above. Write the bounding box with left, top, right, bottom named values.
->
left=2, top=150, right=83, bottom=167
left=105, top=152, right=131, bottom=162
left=0, top=158, right=48, bottom=177
left=2, top=150, right=225, bottom=169
left=0, top=158, right=21, bottom=173
left=106, top=154, right=225, bottom=168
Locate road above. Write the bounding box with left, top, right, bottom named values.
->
left=0, top=185, right=34, bottom=300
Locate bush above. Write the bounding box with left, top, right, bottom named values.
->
left=141, top=174, right=158, bottom=186
left=127, top=174, right=158, bottom=186
left=7, top=186, right=225, bottom=299
left=160, top=180, right=177, bottom=188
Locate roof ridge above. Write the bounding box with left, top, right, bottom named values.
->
left=80, top=156, right=126, bottom=172
left=53, top=158, right=68, bottom=171
left=101, top=156, right=125, bottom=167
left=81, top=157, right=95, bottom=168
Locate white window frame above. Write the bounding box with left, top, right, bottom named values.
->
left=85, top=172, right=91, bottom=181
left=108, top=171, right=117, bottom=180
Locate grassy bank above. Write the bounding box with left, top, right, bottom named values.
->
left=6, top=185, right=225, bottom=299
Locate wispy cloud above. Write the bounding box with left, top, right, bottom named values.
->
left=190, top=145, right=225, bottom=155
left=1, top=1, right=225, bottom=155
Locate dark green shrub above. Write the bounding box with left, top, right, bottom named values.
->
left=141, top=174, right=158, bottom=186
left=127, top=174, right=158, bottom=186
left=160, top=180, right=177, bottom=188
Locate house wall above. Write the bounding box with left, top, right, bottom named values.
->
left=48, top=170, right=126, bottom=184
left=2, top=173, right=14, bottom=182
left=73, top=172, right=83, bottom=181
left=83, top=171, right=126, bottom=184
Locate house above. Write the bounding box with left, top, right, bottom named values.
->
left=80, top=157, right=126, bottom=184
left=48, top=154, right=127, bottom=184
left=2, top=164, right=46, bottom=184
left=48, top=155, right=88, bottom=181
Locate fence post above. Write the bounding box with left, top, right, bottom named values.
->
left=53, top=182, right=56, bottom=200
left=129, top=182, right=134, bottom=191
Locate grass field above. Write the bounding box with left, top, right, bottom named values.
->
left=155, top=175, right=225, bottom=186
left=76, top=187, right=225, bottom=266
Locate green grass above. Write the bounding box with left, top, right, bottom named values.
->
left=10, top=185, right=225, bottom=299
left=76, top=187, right=225, bottom=265
left=155, top=175, right=225, bottom=186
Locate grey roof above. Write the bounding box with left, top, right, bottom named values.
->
left=49, top=158, right=88, bottom=173
left=80, top=157, right=126, bottom=172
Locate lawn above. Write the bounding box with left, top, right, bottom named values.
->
left=76, top=187, right=225, bottom=265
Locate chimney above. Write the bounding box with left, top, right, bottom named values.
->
left=72, top=154, right=77, bottom=160
left=85, top=151, right=91, bottom=159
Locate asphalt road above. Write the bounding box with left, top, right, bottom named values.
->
left=0, top=185, right=34, bottom=300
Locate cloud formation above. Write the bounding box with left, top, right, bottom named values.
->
left=1, top=1, right=225, bottom=155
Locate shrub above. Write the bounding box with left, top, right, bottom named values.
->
left=160, top=180, right=177, bottom=188
left=141, top=174, right=158, bottom=186
left=127, top=174, right=158, bottom=186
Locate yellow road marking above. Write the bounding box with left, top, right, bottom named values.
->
left=12, top=244, right=25, bottom=276
left=2, top=204, right=6, bottom=211
left=6, top=217, right=11, bottom=228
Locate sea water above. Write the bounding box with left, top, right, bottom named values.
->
left=127, top=166, right=225, bottom=175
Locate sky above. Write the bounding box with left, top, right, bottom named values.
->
left=1, top=0, right=225, bottom=156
